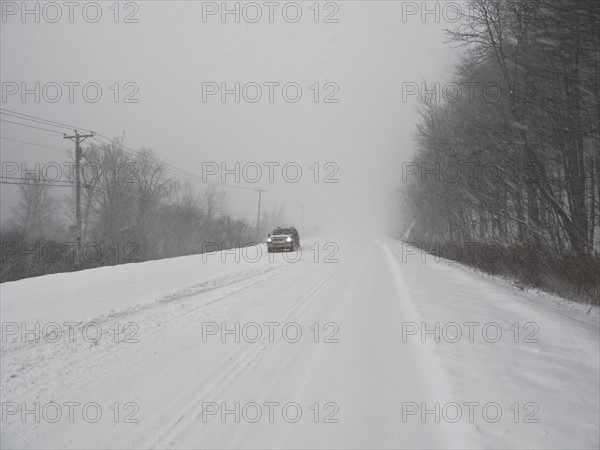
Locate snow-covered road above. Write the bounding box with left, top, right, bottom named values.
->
left=1, top=236, right=598, bottom=449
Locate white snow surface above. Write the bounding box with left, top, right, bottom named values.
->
left=1, top=235, right=598, bottom=449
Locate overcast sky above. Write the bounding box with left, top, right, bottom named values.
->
left=1, top=0, right=460, bottom=235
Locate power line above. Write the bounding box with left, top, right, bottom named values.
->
left=1, top=110, right=264, bottom=218
left=1, top=115, right=215, bottom=190
left=90, top=134, right=209, bottom=188
left=0, top=118, right=66, bottom=135
left=0, top=180, right=134, bottom=201
left=1, top=110, right=258, bottom=192
left=2, top=175, right=72, bottom=181
left=0, top=108, right=93, bottom=134
left=0, top=136, right=72, bottom=155
left=0, top=180, right=255, bottom=218
left=91, top=133, right=257, bottom=192
left=0, top=180, right=75, bottom=188
left=0, top=177, right=142, bottom=201
left=1, top=111, right=73, bottom=132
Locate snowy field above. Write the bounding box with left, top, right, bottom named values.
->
left=1, top=235, right=598, bottom=449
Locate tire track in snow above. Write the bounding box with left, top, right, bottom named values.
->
left=0, top=266, right=286, bottom=409
left=145, top=263, right=344, bottom=448
left=376, top=238, right=474, bottom=449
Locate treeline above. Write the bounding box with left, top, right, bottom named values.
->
left=1, top=139, right=260, bottom=282
left=401, top=0, right=600, bottom=303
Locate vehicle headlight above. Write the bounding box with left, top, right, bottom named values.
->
left=286, top=237, right=292, bottom=242
left=267, top=238, right=272, bottom=243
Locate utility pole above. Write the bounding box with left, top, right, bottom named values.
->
left=64, top=130, right=94, bottom=267
left=255, top=189, right=266, bottom=239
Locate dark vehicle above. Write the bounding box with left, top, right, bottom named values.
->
left=266, top=227, right=300, bottom=252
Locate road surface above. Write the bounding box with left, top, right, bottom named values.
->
left=1, top=236, right=598, bottom=448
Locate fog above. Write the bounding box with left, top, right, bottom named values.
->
left=2, top=3, right=600, bottom=448
left=1, top=1, right=458, bottom=236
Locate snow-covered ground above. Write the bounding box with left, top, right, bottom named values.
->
left=1, top=235, right=598, bottom=449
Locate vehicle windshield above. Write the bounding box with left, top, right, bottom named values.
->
left=272, top=228, right=292, bottom=235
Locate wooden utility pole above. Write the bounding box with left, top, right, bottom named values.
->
left=64, top=130, right=94, bottom=266
left=255, top=189, right=266, bottom=238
